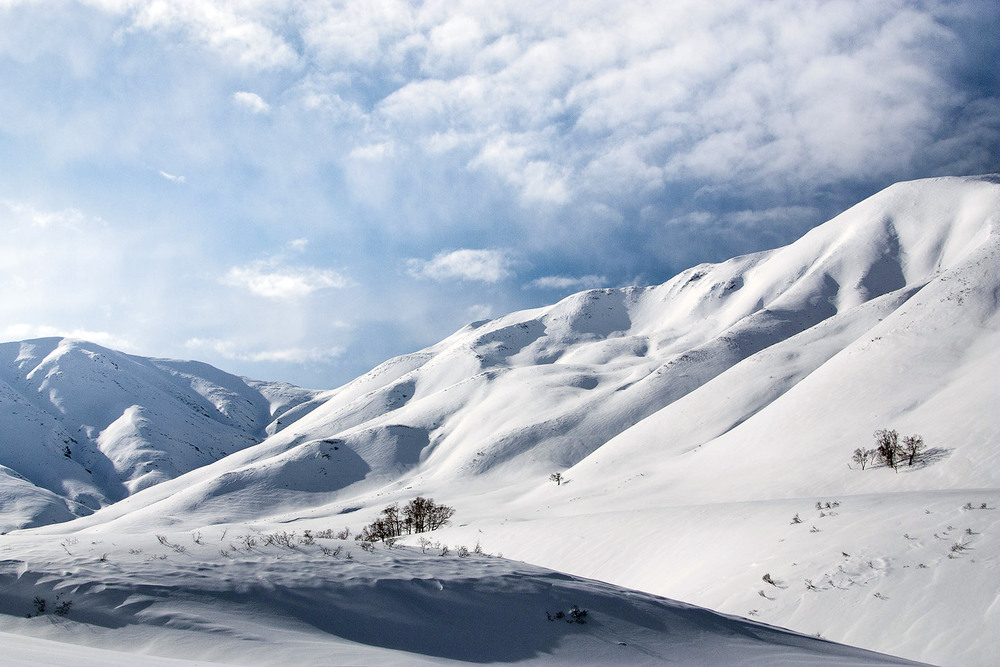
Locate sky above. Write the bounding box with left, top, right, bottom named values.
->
left=0, top=0, right=997, bottom=389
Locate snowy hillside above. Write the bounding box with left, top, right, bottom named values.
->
left=0, top=523, right=920, bottom=666
left=0, top=338, right=320, bottom=531
left=2, top=175, right=998, bottom=665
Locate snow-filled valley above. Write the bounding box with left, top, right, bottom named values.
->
left=1, top=175, right=998, bottom=665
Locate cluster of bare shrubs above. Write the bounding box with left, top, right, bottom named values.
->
left=546, top=605, right=588, bottom=623
left=26, top=595, right=72, bottom=619
left=853, top=429, right=925, bottom=470
left=356, top=497, right=455, bottom=544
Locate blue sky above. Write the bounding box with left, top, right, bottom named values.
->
left=1, top=0, right=997, bottom=388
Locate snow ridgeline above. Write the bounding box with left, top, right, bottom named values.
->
left=1, top=175, right=999, bottom=664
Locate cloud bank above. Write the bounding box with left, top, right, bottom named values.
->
left=0, top=0, right=996, bottom=386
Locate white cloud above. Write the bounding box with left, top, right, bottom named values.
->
left=223, top=261, right=351, bottom=299
left=0, top=324, right=137, bottom=351
left=468, top=135, right=570, bottom=205
left=184, top=338, right=343, bottom=363
left=526, top=275, right=607, bottom=291
left=125, top=0, right=299, bottom=70
left=349, top=141, right=395, bottom=160
left=158, top=170, right=186, bottom=183
left=0, top=199, right=93, bottom=229
left=233, top=91, right=270, bottom=114
left=407, top=249, right=513, bottom=283
left=465, top=303, right=494, bottom=322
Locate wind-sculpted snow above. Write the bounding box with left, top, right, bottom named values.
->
left=0, top=526, right=920, bottom=666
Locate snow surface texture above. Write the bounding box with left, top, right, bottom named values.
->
left=2, top=175, right=998, bottom=665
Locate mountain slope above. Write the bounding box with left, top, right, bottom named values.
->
left=0, top=338, right=320, bottom=531
left=6, top=175, right=999, bottom=665
left=52, top=175, right=1000, bottom=529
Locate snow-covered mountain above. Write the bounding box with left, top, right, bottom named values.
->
left=1, top=175, right=998, bottom=665
left=0, top=338, right=320, bottom=531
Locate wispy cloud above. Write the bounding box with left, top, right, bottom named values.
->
left=407, top=249, right=514, bottom=284
left=526, top=275, right=607, bottom=291
left=158, top=170, right=186, bottom=183
left=0, top=324, right=137, bottom=351
left=0, top=199, right=93, bottom=229
left=184, top=338, right=344, bottom=364
left=223, top=261, right=351, bottom=299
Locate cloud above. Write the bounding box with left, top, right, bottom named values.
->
left=158, top=170, right=186, bottom=183
left=407, top=249, right=514, bottom=283
left=526, top=275, right=607, bottom=291
left=232, top=91, right=270, bottom=114
left=223, top=261, right=351, bottom=299
left=124, top=0, right=299, bottom=70
left=0, top=199, right=92, bottom=229
left=0, top=324, right=137, bottom=351
left=184, top=338, right=344, bottom=364
left=1, top=0, right=997, bottom=390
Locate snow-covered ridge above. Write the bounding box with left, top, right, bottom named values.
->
left=0, top=338, right=320, bottom=531
left=2, top=175, right=998, bottom=665
left=59, top=175, right=998, bottom=532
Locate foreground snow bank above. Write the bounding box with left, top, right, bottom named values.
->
left=0, top=525, right=917, bottom=666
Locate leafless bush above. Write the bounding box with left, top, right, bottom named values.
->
left=156, top=534, right=169, bottom=545
left=239, top=534, right=258, bottom=551
left=457, top=545, right=470, bottom=557
left=359, top=541, right=375, bottom=553
left=273, top=532, right=297, bottom=548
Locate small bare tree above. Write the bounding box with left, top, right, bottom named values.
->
left=874, top=429, right=900, bottom=470
left=902, top=434, right=925, bottom=466
left=549, top=472, right=563, bottom=486
left=852, top=447, right=875, bottom=470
